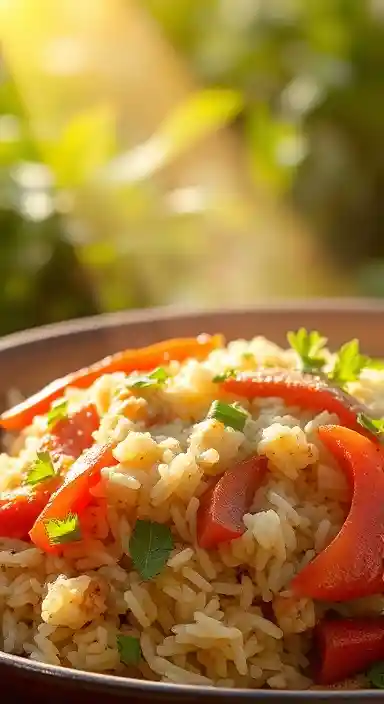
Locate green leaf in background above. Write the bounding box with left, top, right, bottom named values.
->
left=247, top=104, right=306, bottom=193
left=158, top=89, right=243, bottom=157
left=48, top=106, right=116, bottom=189
left=104, top=90, right=243, bottom=183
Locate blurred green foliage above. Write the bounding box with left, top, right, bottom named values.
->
left=0, top=0, right=383, bottom=336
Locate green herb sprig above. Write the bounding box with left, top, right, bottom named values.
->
left=207, top=400, right=247, bottom=432
left=126, top=367, right=168, bottom=390
left=117, top=634, right=141, bottom=665
left=44, top=513, right=82, bottom=546
left=47, top=400, right=68, bottom=429
left=25, top=451, right=56, bottom=487
left=367, top=661, right=384, bottom=689
left=129, top=519, right=174, bottom=580
left=287, top=328, right=327, bottom=374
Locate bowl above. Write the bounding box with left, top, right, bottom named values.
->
left=1, top=300, right=384, bottom=703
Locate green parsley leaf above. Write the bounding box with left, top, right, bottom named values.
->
left=126, top=367, right=168, bottom=390
left=207, top=400, right=247, bottom=431
left=365, top=358, right=384, bottom=371
left=329, top=339, right=369, bottom=388
left=212, top=369, right=236, bottom=383
left=367, top=661, right=384, bottom=689
left=44, top=513, right=82, bottom=546
left=357, top=412, right=384, bottom=437
left=47, top=400, right=68, bottom=429
left=287, top=328, right=327, bottom=374
left=25, top=451, right=56, bottom=487
left=129, top=519, right=173, bottom=580
left=117, top=634, right=141, bottom=665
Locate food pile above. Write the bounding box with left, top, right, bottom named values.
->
left=1, top=330, right=384, bottom=690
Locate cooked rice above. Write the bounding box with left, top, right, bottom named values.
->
left=0, top=334, right=382, bottom=689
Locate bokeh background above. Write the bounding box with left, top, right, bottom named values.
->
left=0, top=0, right=383, bottom=336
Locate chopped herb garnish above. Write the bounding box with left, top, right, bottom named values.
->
left=25, top=451, right=56, bottom=487
left=329, top=339, right=369, bottom=388
left=44, top=512, right=82, bottom=546
left=126, top=367, right=168, bottom=390
left=367, top=661, right=384, bottom=689
left=242, top=352, right=255, bottom=361
left=365, top=358, right=384, bottom=371
left=47, top=400, right=68, bottom=429
left=117, top=634, right=141, bottom=665
left=288, top=329, right=384, bottom=387
left=357, top=412, right=384, bottom=438
left=129, top=519, right=173, bottom=580
left=287, top=328, right=327, bottom=374
left=207, top=400, right=247, bottom=431
left=212, top=369, right=236, bottom=383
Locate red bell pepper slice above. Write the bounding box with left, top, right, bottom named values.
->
left=197, top=455, right=268, bottom=549
left=0, top=335, right=223, bottom=432
left=0, top=405, right=100, bottom=541
left=29, top=441, right=117, bottom=552
left=221, top=372, right=367, bottom=435
left=313, top=617, right=384, bottom=685
left=0, top=486, right=55, bottom=541
left=43, top=403, right=99, bottom=459
left=291, top=425, right=384, bottom=601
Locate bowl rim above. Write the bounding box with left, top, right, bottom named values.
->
left=1, top=297, right=384, bottom=353
left=1, top=299, right=384, bottom=699
left=1, top=650, right=382, bottom=700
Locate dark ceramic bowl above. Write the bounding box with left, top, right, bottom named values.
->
left=1, top=301, right=384, bottom=703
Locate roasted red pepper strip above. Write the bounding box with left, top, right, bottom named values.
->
left=1, top=334, right=223, bottom=432
left=197, top=456, right=268, bottom=549
left=0, top=485, right=55, bottom=540
left=221, top=371, right=367, bottom=435
left=0, top=405, right=100, bottom=541
left=314, top=617, right=384, bottom=685
left=43, top=403, right=99, bottom=459
left=291, top=425, right=384, bottom=601
left=29, top=441, right=117, bottom=552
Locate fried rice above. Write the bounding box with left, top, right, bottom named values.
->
left=0, top=333, right=383, bottom=690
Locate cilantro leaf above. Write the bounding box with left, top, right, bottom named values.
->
left=126, top=367, right=168, bottom=390
left=367, top=661, right=384, bottom=689
left=129, top=520, right=173, bottom=580
left=47, top=400, right=68, bottom=429
left=117, top=634, right=141, bottom=665
left=329, top=339, right=369, bottom=388
left=287, top=328, right=327, bottom=374
left=25, top=451, right=56, bottom=487
left=44, top=513, right=82, bottom=546
left=357, top=412, right=384, bottom=438
left=212, top=369, right=236, bottom=383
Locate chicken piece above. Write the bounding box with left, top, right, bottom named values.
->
left=41, top=574, right=108, bottom=629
